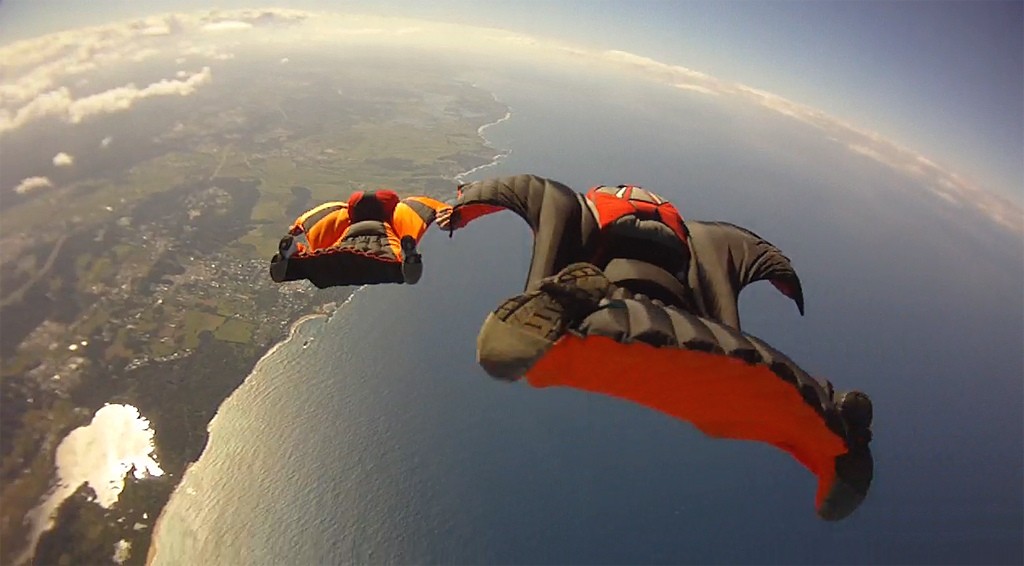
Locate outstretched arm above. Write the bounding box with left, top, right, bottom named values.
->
left=443, top=175, right=595, bottom=288
left=391, top=196, right=450, bottom=242
left=686, top=221, right=805, bottom=330
left=443, top=175, right=577, bottom=232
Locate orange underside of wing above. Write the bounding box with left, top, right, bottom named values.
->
left=526, top=334, right=846, bottom=508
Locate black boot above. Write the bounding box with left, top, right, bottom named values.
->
left=400, top=235, right=423, bottom=284
left=476, top=263, right=610, bottom=381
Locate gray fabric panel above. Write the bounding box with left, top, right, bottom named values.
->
left=577, top=301, right=631, bottom=342
left=745, top=334, right=812, bottom=384
left=576, top=193, right=600, bottom=259
left=621, top=298, right=677, bottom=347
left=746, top=334, right=839, bottom=424
left=685, top=220, right=805, bottom=330
left=664, top=308, right=722, bottom=354
left=337, top=233, right=398, bottom=261
left=606, top=286, right=633, bottom=302
left=604, top=258, right=691, bottom=310
left=456, top=175, right=592, bottom=290
left=743, top=333, right=783, bottom=368
left=344, top=220, right=388, bottom=239
left=528, top=177, right=587, bottom=288
left=457, top=175, right=555, bottom=228
left=799, top=383, right=828, bottom=416
left=700, top=318, right=763, bottom=365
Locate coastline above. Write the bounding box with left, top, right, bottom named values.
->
left=143, top=286, right=360, bottom=566
left=455, top=106, right=513, bottom=183
left=145, top=100, right=513, bottom=566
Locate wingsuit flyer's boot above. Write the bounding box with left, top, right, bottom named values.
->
left=838, top=390, right=873, bottom=442
left=400, top=235, right=423, bottom=284
left=817, top=390, right=874, bottom=521
left=270, top=235, right=298, bottom=283
left=476, top=263, right=611, bottom=381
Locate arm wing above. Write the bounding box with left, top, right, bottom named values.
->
left=392, top=196, right=451, bottom=241
left=451, top=175, right=594, bottom=288
left=687, top=221, right=805, bottom=330
left=449, top=174, right=577, bottom=232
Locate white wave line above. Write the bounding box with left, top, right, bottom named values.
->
left=240, top=284, right=368, bottom=377
left=325, top=284, right=366, bottom=322
left=455, top=106, right=513, bottom=184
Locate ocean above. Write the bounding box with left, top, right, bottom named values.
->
left=149, top=65, right=1023, bottom=564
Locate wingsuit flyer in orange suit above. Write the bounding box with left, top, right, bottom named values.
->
left=270, top=190, right=450, bottom=287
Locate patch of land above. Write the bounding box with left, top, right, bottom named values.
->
left=0, top=57, right=507, bottom=566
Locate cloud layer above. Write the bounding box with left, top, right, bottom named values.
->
left=0, top=9, right=307, bottom=134
left=0, top=8, right=1017, bottom=233
left=0, top=67, right=211, bottom=134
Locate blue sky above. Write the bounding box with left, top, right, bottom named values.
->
left=1, top=0, right=1021, bottom=201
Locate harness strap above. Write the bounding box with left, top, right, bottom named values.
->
left=603, top=258, right=692, bottom=310
left=586, top=185, right=688, bottom=244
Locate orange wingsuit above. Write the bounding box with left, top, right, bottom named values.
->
left=270, top=190, right=449, bottom=287
left=296, top=191, right=446, bottom=255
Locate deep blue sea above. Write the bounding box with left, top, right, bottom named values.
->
left=151, top=64, right=1023, bottom=565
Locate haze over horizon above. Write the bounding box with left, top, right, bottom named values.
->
left=1, top=0, right=1021, bottom=210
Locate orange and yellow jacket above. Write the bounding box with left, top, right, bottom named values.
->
left=270, top=191, right=449, bottom=287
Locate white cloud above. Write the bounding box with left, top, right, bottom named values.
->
left=847, top=143, right=888, bottom=163
left=1, top=28, right=140, bottom=107
left=181, top=44, right=235, bottom=61
left=932, top=188, right=960, bottom=206
left=52, top=152, right=74, bottom=166
left=69, top=67, right=211, bottom=123
left=202, top=20, right=253, bottom=32
left=140, top=23, right=172, bottom=36
left=601, top=49, right=713, bottom=83
left=675, top=83, right=718, bottom=96
left=2, top=88, right=75, bottom=131
left=129, top=48, right=161, bottom=63
left=14, top=176, right=53, bottom=194
left=0, top=67, right=212, bottom=133
left=0, top=11, right=235, bottom=110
